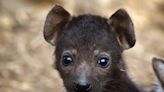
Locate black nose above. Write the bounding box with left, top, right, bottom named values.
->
left=74, top=82, right=92, bottom=91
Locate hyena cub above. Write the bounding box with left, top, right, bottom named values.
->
left=43, top=4, right=144, bottom=92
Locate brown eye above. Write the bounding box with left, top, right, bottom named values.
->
left=98, top=58, right=109, bottom=68
left=62, top=56, right=73, bottom=66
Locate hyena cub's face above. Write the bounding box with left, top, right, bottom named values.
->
left=44, top=4, right=135, bottom=92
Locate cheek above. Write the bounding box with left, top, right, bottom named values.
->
left=56, top=61, right=76, bottom=79
left=92, top=66, right=112, bottom=85
left=56, top=61, right=66, bottom=78
left=92, top=59, right=114, bottom=86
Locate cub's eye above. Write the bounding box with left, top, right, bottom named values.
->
left=62, top=56, right=73, bottom=66
left=98, top=58, right=109, bottom=68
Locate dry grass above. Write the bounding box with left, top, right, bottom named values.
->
left=0, top=0, right=164, bottom=92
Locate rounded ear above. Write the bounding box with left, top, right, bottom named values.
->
left=108, top=9, right=135, bottom=50
left=152, top=58, right=164, bottom=87
left=43, top=4, right=72, bottom=45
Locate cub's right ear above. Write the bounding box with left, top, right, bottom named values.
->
left=43, top=4, right=72, bottom=45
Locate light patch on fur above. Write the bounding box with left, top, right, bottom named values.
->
left=117, top=36, right=130, bottom=50
left=50, top=34, right=57, bottom=45
left=152, top=76, right=164, bottom=92
left=107, top=19, right=112, bottom=25
left=94, top=50, right=110, bottom=57
left=94, top=50, right=100, bottom=55
left=120, top=69, right=126, bottom=72
left=154, top=60, right=164, bottom=73
left=152, top=58, right=164, bottom=92
left=77, top=62, right=90, bottom=83
left=116, top=37, right=122, bottom=47
left=62, top=49, right=77, bottom=55
left=122, top=37, right=130, bottom=49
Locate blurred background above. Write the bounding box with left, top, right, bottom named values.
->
left=0, top=0, right=164, bottom=92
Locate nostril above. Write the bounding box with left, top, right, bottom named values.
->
left=74, top=82, right=92, bottom=91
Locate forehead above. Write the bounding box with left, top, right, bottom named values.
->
left=56, top=14, right=117, bottom=52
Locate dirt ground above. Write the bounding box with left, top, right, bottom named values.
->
left=0, top=0, right=164, bottom=92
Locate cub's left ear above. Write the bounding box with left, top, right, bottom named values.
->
left=43, top=4, right=72, bottom=45
left=108, top=9, right=135, bottom=50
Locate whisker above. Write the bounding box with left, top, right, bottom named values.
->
left=101, top=87, right=111, bottom=92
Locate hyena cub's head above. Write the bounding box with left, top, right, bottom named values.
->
left=44, top=4, right=135, bottom=92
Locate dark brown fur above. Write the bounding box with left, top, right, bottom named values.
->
left=44, top=4, right=145, bottom=92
